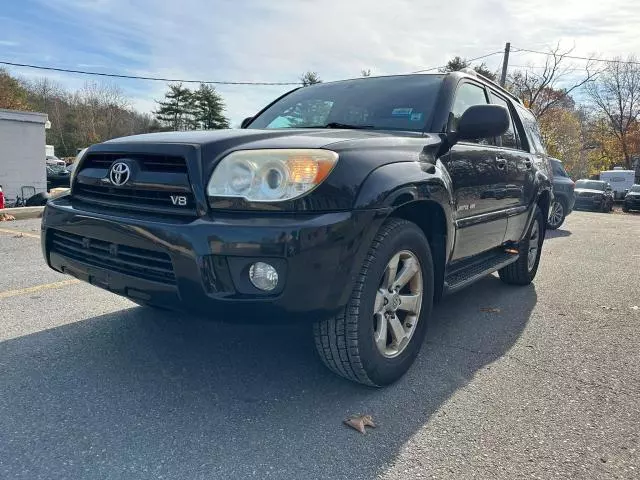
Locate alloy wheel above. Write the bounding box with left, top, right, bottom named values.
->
left=373, top=250, right=423, bottom=358
left=548, top=201, right=564, bottom=228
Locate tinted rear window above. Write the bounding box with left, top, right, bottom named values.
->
left=551, top=160, right=569, bottom=178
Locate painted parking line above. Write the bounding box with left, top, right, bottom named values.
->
left=0, top=279, right=80, bottom=300
left=0, top=227, right=40, bottom=239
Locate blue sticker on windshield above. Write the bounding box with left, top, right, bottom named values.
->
left=392, top=107, right=413, bottom=117
left=410, top=112, right=423, bottom=121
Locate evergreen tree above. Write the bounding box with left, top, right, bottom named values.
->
left=439, top=56, right=498, bottom=81
left=154, top=83, right=193, bottom=131
left=300, top=71, right=322, bottom=86
left=191, top=84, right=230, bottom=129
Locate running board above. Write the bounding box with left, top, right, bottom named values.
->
left=443, top=250, right=519, bottom=295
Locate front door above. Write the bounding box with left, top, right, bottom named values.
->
left=443, top=81, right=509, bottom=261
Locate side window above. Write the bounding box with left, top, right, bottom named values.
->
left=551, top=160, right=568, bottom=178
left=516, top=105, right=547, bottom=154
left=451, top=82, right=492, bottom=145
left=489, top=92, right=519, bottom=150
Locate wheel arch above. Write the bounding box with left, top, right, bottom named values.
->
left=354, top=161, right=456, bottom=302
left=387, top=199, right=449, bottom=302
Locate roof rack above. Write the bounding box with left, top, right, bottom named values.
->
left=457, top=67, right=523, bottom=105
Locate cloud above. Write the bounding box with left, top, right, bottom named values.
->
left=2, top=0, right=640, bottom=126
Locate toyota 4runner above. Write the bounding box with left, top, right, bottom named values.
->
left=41, top=69, right=553, bottom=386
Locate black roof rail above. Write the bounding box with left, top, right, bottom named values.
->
left=457, top=67, right=523, bottom=105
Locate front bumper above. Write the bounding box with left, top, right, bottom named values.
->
left=574, top=196, right=603, bottom=210
left=41, top=198, right=387, bottom=321
left=624, top=197, right=640, bottom=211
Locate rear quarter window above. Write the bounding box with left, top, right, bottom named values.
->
left=515, top=104, right=546, bottom=154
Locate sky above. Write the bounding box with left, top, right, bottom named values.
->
left=1, top=0, right=640, bottom=127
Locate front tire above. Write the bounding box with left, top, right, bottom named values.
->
left=499, top=205, right=544, bottom=286
left=313, top=218, right=434, bottom=387
left=547, top=199, right=566, bottom=230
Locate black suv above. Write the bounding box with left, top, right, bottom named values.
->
left=547, top=157, right=575, bottom=229
left=573, top=179, right=614, bottom=212
left=41, top=70, right=552, bottom=386
left=623, top=184, right=640, bottom=212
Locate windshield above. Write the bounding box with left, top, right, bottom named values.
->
left=629, top=185, right=640, bottom=193
left=575, top=180, right=605, bottom=190
left=247, top=75, right=444, bottom=132
left=47, top=165, right=68, bottom=174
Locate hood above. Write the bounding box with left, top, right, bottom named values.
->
left=103, top=127, right=430, bottom=151
left=626, top=191, right=640, bottom=197
left=575, top=188, right=605, bottom=195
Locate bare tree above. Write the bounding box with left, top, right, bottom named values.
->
left=507, top=43, right=600, bottom=118
left=25, top=77, right=63, bottom=113
left=585, top=55, right=640, bottom=168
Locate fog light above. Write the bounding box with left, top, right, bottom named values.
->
left=249, top=262, right=279, bottom=291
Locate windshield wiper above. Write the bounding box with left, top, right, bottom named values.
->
left=301, top=122, right=375, bottom=129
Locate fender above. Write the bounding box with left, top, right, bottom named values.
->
left=354, top=161, right=456, bottom=260
left=518, top=170, right=553, bottom=242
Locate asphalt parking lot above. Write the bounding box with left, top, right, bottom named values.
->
left=1, top=210, right=639, bottom=480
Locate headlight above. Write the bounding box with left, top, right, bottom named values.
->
left=207, top=149, right=339, bottom=202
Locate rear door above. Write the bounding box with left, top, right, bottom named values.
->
left=444, top=81, right=510, bottom=261
left=487, top=90, right=534, bottom=212
left=502, top=102, right=547, bottom=242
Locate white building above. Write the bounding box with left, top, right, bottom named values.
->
left=0, top=108, right=49, bottom=202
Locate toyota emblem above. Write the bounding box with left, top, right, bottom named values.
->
left=109, top=162, right=131, bottom=186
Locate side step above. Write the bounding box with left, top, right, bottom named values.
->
left=443, top=249, right=519, bottom=295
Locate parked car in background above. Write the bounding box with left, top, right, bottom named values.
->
left=573, top=179, right=614, bottom=212
left=46, top=155, right=66, bottom=166
left=547, top=157, right=575, bottom=229
left=622, top=184, right=640, bottom=212
left=600, top=167, right=635, bottom=201
left=46, top=164, right=71, bottom=189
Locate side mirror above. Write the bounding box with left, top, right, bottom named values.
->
left=454, top=104, right=510, bottom=143
left=240, top=116, right=254, bottom=128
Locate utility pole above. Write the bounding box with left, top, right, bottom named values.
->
left=500, top=42, right=511, bottom=87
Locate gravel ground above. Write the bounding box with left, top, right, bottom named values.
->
left=0, top=211, right=639, bottom=480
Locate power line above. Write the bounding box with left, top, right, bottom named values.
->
left=511, top=47, right=640, bottom=65
left=0, top=60, right=302, bottom=86
left=410, top=50, right=504, bottom=74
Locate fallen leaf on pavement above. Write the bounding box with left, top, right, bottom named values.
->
left=480, top=307, right=501, bottom=313
left=13, top=233, right=24, bottom=238
left=0, top=214, right=16, bottom=222
left=599, top=306, right=617, bottom=311
left=344, top=414, right=376, bottom=434
left=632, top=306, right=639, bottom=311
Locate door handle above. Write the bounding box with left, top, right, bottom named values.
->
left=496, top=157, right=507, bottom=170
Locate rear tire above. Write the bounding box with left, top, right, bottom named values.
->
left=313, top=218, right=434, bottom=387
left=499, top=205, right=544, bottom=286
